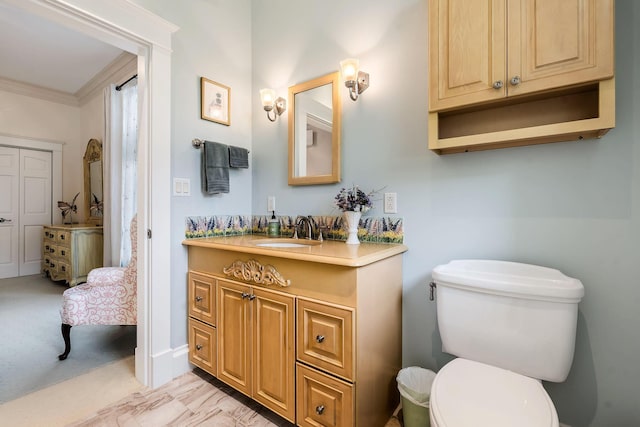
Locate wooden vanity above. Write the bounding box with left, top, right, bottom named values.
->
left=183, top=235, right=407, bottom=426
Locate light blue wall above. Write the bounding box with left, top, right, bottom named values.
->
left=130, top=0, right=253, bottom=347
left=135, top=0, right=639, bottom=425
left=251, top=1, right=640, bottom=426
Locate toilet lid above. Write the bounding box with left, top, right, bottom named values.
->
left=430, top=359, right=558, bottom=427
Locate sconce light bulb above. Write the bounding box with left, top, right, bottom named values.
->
left=340, top=58, right=359, bottom=82
left=260, top=88, right=276, bottom=109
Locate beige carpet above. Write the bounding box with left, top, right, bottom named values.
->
left=0, top=356, right=142, bottom=427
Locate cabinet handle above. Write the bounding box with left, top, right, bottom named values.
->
left=492, top=80, right=503, bottom=89
left=241, top=292, right=250, bottom=299
left=315, top=405, right=325, bottom=415
left=196, top=344, right=202, bottom=351
left=195, top=295, right=203, bottom=302
left=248, top=294, right=256, bottom=301
left=510, top=75, right=521, bottom=86
left=315, top=335, right=325, bottom=343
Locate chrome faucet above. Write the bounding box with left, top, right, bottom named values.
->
left=294, top=216, right=314, bottom=240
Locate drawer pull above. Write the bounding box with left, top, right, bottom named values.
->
left=60, top=235, right=65, bottom=240
left=49, top=248, right=55, bottom=253
left=195, top=295, right=203, bottom=302
left=315, top=335, right=325, bottom=343
left=50, top=263, right=55, bottom=268
left=61, top=266, right=66, bottom=272
left=315, top=405, right=325, bottom=415
left=61, top=250, right=66, bottom=256
left=196, top=344, right=203, bottom=351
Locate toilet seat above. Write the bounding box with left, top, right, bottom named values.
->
left=430, top=358, right=559, bottom=427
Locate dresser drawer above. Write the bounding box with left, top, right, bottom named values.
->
left=56, top=230, right=70, bottom=246
left=297, top=298, right=354, bottom=381
left=296, top=363, right=354, bottom=427
left=188, top=272, right=216, bottom=325
left=188, top=318, right=217, bottom=375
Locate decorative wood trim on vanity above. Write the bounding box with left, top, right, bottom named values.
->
left=222, top=259, right=291, bottom=287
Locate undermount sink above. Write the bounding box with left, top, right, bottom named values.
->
left=252, top=238, right=321, bottom=248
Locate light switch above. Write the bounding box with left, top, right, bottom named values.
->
left=173, top=178, right=191, bottom=196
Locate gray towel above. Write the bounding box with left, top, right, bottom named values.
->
left=202, top=141, right=229, bottom=194
left=229, top=145, right=249, bottom=168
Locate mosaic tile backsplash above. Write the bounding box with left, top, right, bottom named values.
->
left=185, top=214, right=403, bottom=244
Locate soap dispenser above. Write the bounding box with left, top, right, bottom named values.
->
left=268, top=211, right=280, bottom=237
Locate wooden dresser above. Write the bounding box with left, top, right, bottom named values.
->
left=183, top=235, right=407, bottom=426
left=42, top=224, right=103, bottom=287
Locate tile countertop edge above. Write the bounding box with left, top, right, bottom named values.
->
left=182, top=236, right=408, bottom=267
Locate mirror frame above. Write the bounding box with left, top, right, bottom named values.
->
left=288, top=71, right=341, bottom=185
left=83, top=138, right=103, bottom=225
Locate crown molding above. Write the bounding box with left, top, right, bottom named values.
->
left=0, top=77, right=78, bottom=106
left=0, top=51, right=137, bottom=107
left=76, top=51, right=137, bottom=105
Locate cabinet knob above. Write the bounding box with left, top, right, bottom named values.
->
left=492, top=80, right=503, bottom=89
left=315, top=335, right=325, bottom=343
left=315, top=405, right=325, bottom=415
left=510, top=75, right=521, bottom=86
left=195, top=295, right=203, bottom=302
left=196, top=344, right=202, bottom=351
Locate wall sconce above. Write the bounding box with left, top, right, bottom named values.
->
left=340, top=58, right=369, bottom=101
left=260, top=88, right=286, bottom=122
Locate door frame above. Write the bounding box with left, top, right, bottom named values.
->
left=2, top=0, right=179, bottom=388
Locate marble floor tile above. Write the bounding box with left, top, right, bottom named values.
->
left=72, top=369, right=402, bottom=427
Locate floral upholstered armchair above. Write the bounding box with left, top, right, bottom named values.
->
left=58, top=215, right=137, bottom=360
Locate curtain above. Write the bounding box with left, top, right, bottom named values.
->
left=104, top=80, right=138, bottom=267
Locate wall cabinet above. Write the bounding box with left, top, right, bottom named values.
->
left=184, top=239, right=406, bottom=427
left=428, top=0, right=615, bottom=153
left=42, top=224, right=103, bottom=286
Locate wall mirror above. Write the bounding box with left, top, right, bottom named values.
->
left=83, top=138, right=103, bottom=225
left=288, top=71, right=341, bottom=185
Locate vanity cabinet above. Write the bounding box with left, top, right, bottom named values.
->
left=217, top=279, right=295, bottom=422
left=428, top=0, right=615, bottom=153
left=184, top=236, right=406, bottom=427
left=42, top=224, right=103, bottom=286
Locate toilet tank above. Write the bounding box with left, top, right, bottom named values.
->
left=431, top=259, right=584, bottom=382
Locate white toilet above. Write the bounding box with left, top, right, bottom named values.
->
left=429, top=259, right=584, bottom=427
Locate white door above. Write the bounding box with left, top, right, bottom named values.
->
left=0, top=147, right=51, bottom=278
left=0, top=147, right=19, bottom=278
left=19, top=149, right=52, bottom=275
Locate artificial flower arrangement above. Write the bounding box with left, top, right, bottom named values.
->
left=334, top=185, right=376, bottom=213
left=58, top=192, right=79, bottom=224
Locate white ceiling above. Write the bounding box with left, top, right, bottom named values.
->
left=0, top=2, right=125, bottom=94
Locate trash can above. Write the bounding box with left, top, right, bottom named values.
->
left=397, top=367, right=436, bottom=427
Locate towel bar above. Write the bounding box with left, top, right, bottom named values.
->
left=192, top=138, right=249, bottom=153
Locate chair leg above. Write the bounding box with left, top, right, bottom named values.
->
left=58, top=323, right=72, bottom=360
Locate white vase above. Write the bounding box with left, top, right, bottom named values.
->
left=343, top=211, right=362, bottom=245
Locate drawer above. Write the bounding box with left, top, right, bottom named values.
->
left=297, top=298, right=354, bottom=381
left=188, top=318, right=217, bottom=375
left=296, top=363, right=354, bottom=427
left=188, top=272, right=216, bottom=325
left=56, top=230, right=70, bottom=246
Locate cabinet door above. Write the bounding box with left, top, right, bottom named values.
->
left=217, top=279, right=251, bottom=396
left=507, top=0, right=614, bottom=97
left=429, top=0, right=506, bottom=111
left=252, top=287, right=295, bottom=422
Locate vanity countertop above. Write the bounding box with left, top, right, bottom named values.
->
left=182, top=235, right=407, bottom=267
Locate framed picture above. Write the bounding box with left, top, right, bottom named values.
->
left=201, top=77, right=230, bottom=126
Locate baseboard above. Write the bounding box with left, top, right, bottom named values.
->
left=172, top=344, right=191, bottom=378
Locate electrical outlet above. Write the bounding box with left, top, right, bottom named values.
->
left=384, top=192, right=397, bottom=214
left=267, top=196, right=276, bottom=212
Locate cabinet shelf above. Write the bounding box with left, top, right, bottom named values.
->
left=428, top=79, right=615, bottom=154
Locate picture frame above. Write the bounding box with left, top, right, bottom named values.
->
left=201, top=77, right=230, bottom=126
